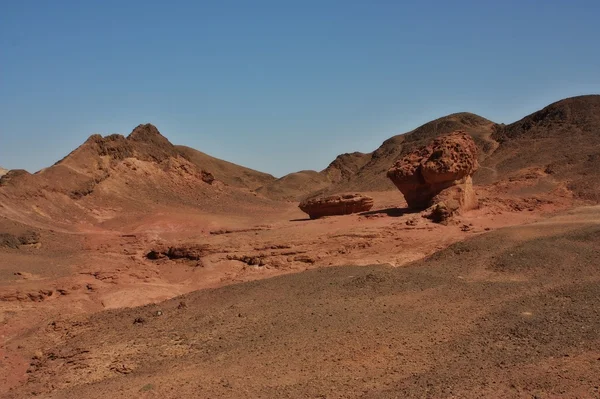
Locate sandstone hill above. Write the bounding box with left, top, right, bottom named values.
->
left=256, top=95, right=600, bottom=203
left=0, top=167, right=8, bottom=177
left=481, top=95, right=600, bottom=201
left=255, top=170, right=331, bottom=201
left=255, top=152, right=371, bottom=201
left=256, top=113, right=496, bottom=200
left=0, top=124, right=281, bottom=229
left=1, top=95, right=598, bottom=227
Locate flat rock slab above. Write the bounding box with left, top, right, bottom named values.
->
left=299, top=194, right=374, bottom=219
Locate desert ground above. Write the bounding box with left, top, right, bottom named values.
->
left=1, top=95, right=599, bottom=398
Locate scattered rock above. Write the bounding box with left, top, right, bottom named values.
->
left=254, top=244, right=292, bottom=251
left=299, top=194, right=374, bottom=219
left=425, top=203, right=455, bottom=225
left=227, top=254, right=266, bottom=266
left=361, top=213, right=386, bottom=219
left=210, top=227, right=270, bottom=235
left=0, top=230, right=40, bottom=249
left=0, top=233, right=20, bottom=249
left=293, top=255, right=317, bottom=264
left=0, top=169, right=30, bottom=186
left=147, top=244, right=208, bottom=261
left=0, top=289, right=54, bottom=302
left=405, top=218, right=418, bottom=226
left=18, top=230, right=41, bottom=245
left=387, top=131, right=479, bottom=210
left=201, top=170, right=215, bottom=184
left=110, top=363, right=133, bottom=374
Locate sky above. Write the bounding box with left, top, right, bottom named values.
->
left=1, top=1, right=600, bottom=177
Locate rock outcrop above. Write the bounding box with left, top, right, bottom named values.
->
left=387, top=131, right=479, bottom=212
left=299, top=194, right=374, bottom=219
left=0, top=167, right=8, bottom=177
left=0, top=231, right=40, bottom=249
left=147, top=244, right=209, bottom=261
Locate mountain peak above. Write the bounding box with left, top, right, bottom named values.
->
left=127, top=123, right=171, bottom=147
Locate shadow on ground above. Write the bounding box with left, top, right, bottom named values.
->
left=359, top=207, right=416, bottom=217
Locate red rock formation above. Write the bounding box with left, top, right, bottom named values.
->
left=387, top=131, right=478, bottom=210
left=299, top=194, right=374, bottom=219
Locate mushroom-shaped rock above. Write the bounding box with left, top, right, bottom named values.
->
left=386, top=131, right=479, bottom=210
left=299, top=194, right=374, bottom=219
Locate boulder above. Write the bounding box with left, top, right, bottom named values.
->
left=387, top=131, right=479, bottom=211
left=299, top=194, right=374, bottom=219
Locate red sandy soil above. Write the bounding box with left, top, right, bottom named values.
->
left=1, top=203, right=599, bottom=398
left=0, top=183, right=580, bottom=397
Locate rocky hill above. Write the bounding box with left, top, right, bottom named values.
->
left=255, top=152, right=371, bottom=201
left=482, top=95, right=600, bottom=201
left=0, top=167, right=8, bottom=177
left=257, top=113, right=497, bottom=200
left=256, top=95, right=600, bottom=202
left=0, top=124, right=281, bottom=228
left=1, top=95, right=598, bottom=224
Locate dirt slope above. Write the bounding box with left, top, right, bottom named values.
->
left=176, top=145, right=275, bottom=190
left=479, top=95, right=600, bottom=201
left=0, top=167, right=8, bottom=177
left=7, top=207, right=600, bottom=398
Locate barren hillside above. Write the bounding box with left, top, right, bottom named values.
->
left=256, top=152, right=372, bottom=201
left=176, top=145, right=275, bottom=190
left=257, top=113, right=497, bottom=200
left=257, top=96, right=600, bottom=203
left=480, top=95, right=600, bottom=201
left=0, top=124, right=283, bottom=229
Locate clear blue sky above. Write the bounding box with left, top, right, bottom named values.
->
left=1, top=1, right=599, bottom=177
